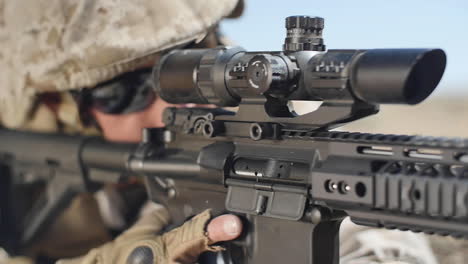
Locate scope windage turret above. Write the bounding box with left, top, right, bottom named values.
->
left=153, top=16, right=446, bottom=108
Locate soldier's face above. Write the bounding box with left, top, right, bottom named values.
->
left=92, top=96, right=175, bottom=142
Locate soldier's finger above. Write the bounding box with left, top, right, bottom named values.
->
left=206, top=214, right=242, bottom=243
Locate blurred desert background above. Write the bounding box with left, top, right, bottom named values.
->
left=340, top=94, right=468, bottom=137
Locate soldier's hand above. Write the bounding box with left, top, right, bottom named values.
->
left=57, top=206, right=242, bottom=264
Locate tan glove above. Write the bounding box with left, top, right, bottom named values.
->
left=57, top=205, right=223, bottom=264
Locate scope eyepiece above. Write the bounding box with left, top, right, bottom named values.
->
left=153, top=47, right=245, bottom=107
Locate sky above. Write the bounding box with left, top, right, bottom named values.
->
left=221, top=0, right=468, bottom=96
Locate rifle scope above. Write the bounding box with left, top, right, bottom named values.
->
left=153, top=16, right=446, bottom=107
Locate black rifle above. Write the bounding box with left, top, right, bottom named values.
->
left=0, top=16, right=464, bottom=263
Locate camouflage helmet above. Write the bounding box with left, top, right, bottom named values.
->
left=0, top=0, right=242, bottom=130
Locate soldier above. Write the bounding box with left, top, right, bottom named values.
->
left=0, top=0, right=245, bottom=263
